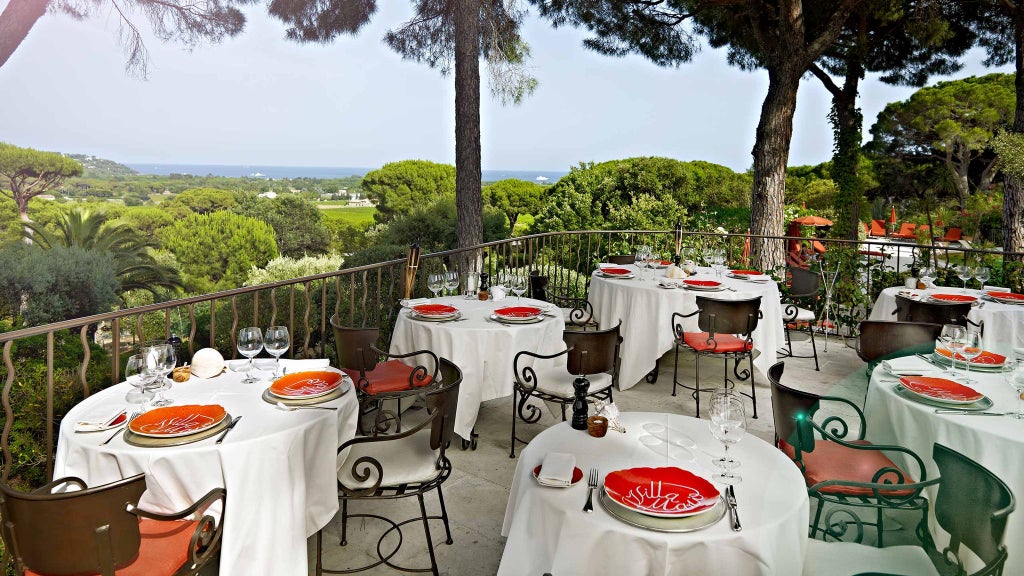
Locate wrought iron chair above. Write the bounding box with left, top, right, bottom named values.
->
left=672, top=295, right=762, bottom=418
left=802, top=443, right=1015, bottom=576
left=528, top=271, right=596, bottom=330
left=0, top=474, right=224, bottom=576
left=606, top=254, right=636, bottom=265
left=856, top=320, right=942, bottom=367
left=779, top=266, right=821, bottom=371
left=509, top=323, right=622, bottom=458
left=768, top=361, right=934, bottom=548
left=316, top=358, right=462, bottom=576
left=330, top=315, right=438, bottom=435
left=894, top=295, right=983, bottom=334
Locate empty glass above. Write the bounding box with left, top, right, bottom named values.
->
left=708, top=392, right=746, bottom=483
left=937, top=324, right=964, bottom=377
left=444, top=271, right=460, bottom=296
left=1005, top=361, right=1024, bottom=420
left=237, top=327, right=264, bottom=384
left=957, top=330, right=983, bottom=385
left=264, top=326, right=290, bottom=377
left=973, top=266, right=990, bottom=289
left=956, top=265, right=972, bottom=293
left=143, top=343, right=176, bottom=407
left=919, top=267, right=935, bottom=288
left=427, top=274, right=444, bottom=299
left=464, top=272, right=480, bottom=298
left=511, top=274, right=528, bottom=301
left=124, top=354, right=153, bottom=404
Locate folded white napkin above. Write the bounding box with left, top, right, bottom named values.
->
left=537, top=453, right=576, bottom=487
left=75, top=409, right=128, bottom=433
left=656, top=278, right=680, bottom=289
left=491, top=286, right=507, bottom=301
left=881, top=356, right=936, bottom=376
left=983, top=285, right=1009, bottom=292
left=665, top=265, right=686, bottom=279
left=279, top=358, right=331, bottom=372
left=400, top=298, right=431, bottom=308
left=595, top=400, right=626, bottom=433
left=598, top=262, right=626, bottom=269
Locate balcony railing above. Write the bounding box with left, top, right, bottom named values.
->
left=0, top=229, right=1019, bottom=492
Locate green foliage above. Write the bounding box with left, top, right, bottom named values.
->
left=0, top=143, right=83, bottom=219
left=372, top=194, right=507, bottom=252
left=992, top=131, right=1024, bottom=180
left=245, top=253, right=345, bottom=286
left=361, top=160, right=455, bottom=223
left=320, top=206, right=378, bottom=227
left=234, top=193, right=331, bottom=258
left=67, top=154, right=138, bottom=178
left=162, top=187, right=237, bottom=215
left=160, top=212, right=279, bottom=293
left=484, top=179, right=546, bottom=232
left=115, top=206, right=176, bottom=236
left=0, top=244, right=120, bottom=326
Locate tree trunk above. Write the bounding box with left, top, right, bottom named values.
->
left=0, top=0, right=48, bottom=70
left=1004, top=7, right=1024, bottom=258
left=750, top=64, right=802, bottom=272
left=453, top=0, right=483, bottom=274
left=830, top=71, right=863, bottom=241
left=17, top=196, right=33, bottom=244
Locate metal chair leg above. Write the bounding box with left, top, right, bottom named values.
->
left=672, top=345, right=680, bottom=397
left=749, top=355, right=757, bottom=419
left=340, top=499, right=348, bottom=546
left=417, top=493, right=440, bottom=576
left=436, top=485, right=454, bottom=545
left=694, top=354, right=701, bottom=418
left=811, top=497, right=825, bottom=539
left=808, top=322, right=820, bottom=371
left=315, top=530, right=323, bottom=576
left=510, top=389, right=517, bottom=458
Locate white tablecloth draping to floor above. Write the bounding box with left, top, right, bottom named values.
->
left=390, top=296, right=566, bottom=439
left=54, top=365, right=359, bottom=576
left=588, top=267, right=786, bottom=390
left=869, top=287, right=1024, bottom=358
left=498, top=412, right=809, bottom=576
left=864, top=363, right=1024, bottom=575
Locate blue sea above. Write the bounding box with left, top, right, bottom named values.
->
left=126, top=163, right=568, bottom=183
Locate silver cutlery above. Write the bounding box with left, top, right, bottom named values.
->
left=726, top=485, right=741, bottom=531
left=583, top=468, right=598, bottom=513
left=915, top=353, right=943, bottom=368
left=276, top=401, right=337, bottom=412
left=933, top=410, right=1008, bottom=416
left=100, top=410, right=139, bottom=445
left=215, top=416, right=242, bottom=444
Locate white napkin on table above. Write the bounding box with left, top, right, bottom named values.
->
left=75, top=409, right=128, bottom=433
left=491, top=286, right=507, bottom=301
left=400, top=298, right=430, bottom=308
left=665, top=265, right=686, bottom=279
left=983, top=285, right=1009, bottom=292
left=279, top=358, right=331, bottom=372
left=881, top=356, right=937, bottom=376
left=599, top=262, right=628, bottom=269
left=537, top=453, right=576, bottom=487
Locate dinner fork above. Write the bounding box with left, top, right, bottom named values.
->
left=583, top=468, right=598, bottom=513
left=100, top=410, right=139, bottom=446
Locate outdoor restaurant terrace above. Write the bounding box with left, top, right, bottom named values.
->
left=1, top=228, right=1021, bottom=576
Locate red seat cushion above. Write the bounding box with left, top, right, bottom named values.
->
left=26, top=519, right=199, bottom=576
left=869, top=220, right=886, bottom=236
left=682, top=332, right=753, bottom=353
left=341, top=360, right=433, bottom=394
left=780, top=440, right=916, bottom=497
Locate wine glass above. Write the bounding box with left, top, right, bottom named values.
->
left=973, top=266, right=990, bottom=290
left=427, top=273, right=444, bottom=299
left=919, top=267, right=935, bottom=289
left=957, top=330, right=983, bottom=385
left=237, top=327, right=264, bottom=384
left=444, top=271, right=460, bottom=296
left=937, top=324, right=965, bottom=377
left=510, top=274, right=528, bottom=301
left=708, top=393, right=746, bottom=483
left=143, top=343, right=176, bottom=407
left=1004, top=360, right=1024, bottom=420
left=124, top=354, right=153, bottom=404
left=956, top=265, right=973, bottom=294
left=264, top=326, right=290, bottom=377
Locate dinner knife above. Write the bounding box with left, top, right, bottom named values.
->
left=726, top=485, right=741, bottom=532
left=215, top=416, right=242, bottom=444
left=933, top=410, right=1009, bottom=416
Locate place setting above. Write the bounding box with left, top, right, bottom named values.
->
left=407, top=302, right=464, bottom=323
left=488, top=305, right=548, bottom=326
left=726, top=269, right=772, bottom=283
left=983, top=290, right=1024, bottom=305
left=262, top=368, right=350, bottom=408
left=120, top=404, right=238, bottom=448
left=596, top=265, right=636, bottom=279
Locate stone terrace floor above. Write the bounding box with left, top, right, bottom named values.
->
left=308, top=333, right=874, bottom=575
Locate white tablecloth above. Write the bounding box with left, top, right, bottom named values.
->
left=390, top=296, right=566, bottom=439
left=864, top=364, right=1024, bottom=574
left=499, top=412, right=808, bottom=576
left=588, top=267, right=786, bottom=390
left=54, top=365, right=359, bottom=576
left=869, top=287, right=1024, bottom=358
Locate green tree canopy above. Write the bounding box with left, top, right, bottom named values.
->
left=373, top=193, right=508, bottom=253
left=115, top=206, right=176, bottom=237
left=160, top=211, right=279, bottom=293
left=162, top=187, right=237, bottom=216
left=233, top=193, right=331, bottom=258
left=483, top=179, right=546, bottom=233
left=0, top=142, right=82, bottom=223
left=361, top=160, right=456, bottom=223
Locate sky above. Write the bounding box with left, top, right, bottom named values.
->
left=0, top=2, right=1013, bottom=173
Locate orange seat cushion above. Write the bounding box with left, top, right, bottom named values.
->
left=27, top=519, right=199, bottom=576
left=342, top=360, right=433, bottom=395
left=870, top=220, right=886, bottom=236
left=780, top=440, right=916, bottom=497
left=682, top=332, right=753, bottom=353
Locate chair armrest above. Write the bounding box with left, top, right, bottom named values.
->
left=352, top=346, right=438, bottom=398
left=32, top=476, right=86, bottom=493
left=808, top=419, right=929, bottom=485
left=809, top=476, right=940, bottom=502
left=129, top=487, right=226, bottom=570
left=336, top=405, right=443, bottom=495
left=815, top=395, right=867, bottom=441
left=129, top=487, right=225, bottom=522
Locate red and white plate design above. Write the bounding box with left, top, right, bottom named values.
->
left=600, top=267, right=634, bottom=277
left=682, top=279, right=722, bottom=291
left=929, top=293, right=978, bottom=304
left=898, top=376, right=985, bottom=405
left=603, top=467, right=720, bottom=518
left=987, top=291, right=1024, bottom=304
left=730, top=270, right=761, bottom=276
left=654, top=260, right=674, bottom=268
left=412, top=304, right=459, bottom=318
left=935, top=347, right=1006, bottom=366
left=129, top=405, right=227, bottom=438
left=270, top=370, right=344, bottom=399
left=494, top=306, right=542, bottom=321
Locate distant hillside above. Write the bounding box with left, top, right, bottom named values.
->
left=67, top=154, right=137, bottom=177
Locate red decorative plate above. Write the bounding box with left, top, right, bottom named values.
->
left=270, top=370, right=344, bottom=399
left=987, top=291, right=1024, bottom=304
left=898, top=376, right=984, bottom=405
left=532, top=465, right=584, bottom=487
left=600, top=267, right=633, bottom=276
left=929, top=293, right=978, bottom=304
left=730, top=270, right=761, bottom=276
left=603, top=467, right=719, bottom=518
left=654, top=260, right=673, bottom=268
left=129, top=405, right=227, bottom=438
left=494, top=306, right=542, bottom=320
left=683, top=280, right=722, bottom=288
left=934, top=347, right=1006, bottom=366
left=412, top=304, right=459, bottom=318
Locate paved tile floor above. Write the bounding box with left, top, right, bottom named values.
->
left=309, top=333, right=879, bottom=575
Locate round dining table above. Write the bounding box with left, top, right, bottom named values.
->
left=864, top=362, right=1024, bottom=575
left=390, top=296, right=566, bottom=440
left=498, top=412, right=809, bottom=576
left=588, top=266, right=786, bottom=390
left=53, top=361, right=359, bottom=576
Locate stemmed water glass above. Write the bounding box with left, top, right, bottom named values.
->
left=973, top=266, right=990, bottom=290
left=510, top=274, right=528, bottom=301
left=237, top=327, right=264, bottom=384
left=124, top=354, right=154, bottom=404
left=427, top=274, right=444, bottom=299
left=264, top=326, right=290, bottom=377
left=956, top=265, right=973, bottom=294
left=143, top=343, right=176, bottom=407
left=937, top=324, right=965, bottom=377
left=956, top=330, right=983, bottom=385
left=710, top=249, right=726, bottom=277
left=919, top=267, right=935, bottom=289
left=444, top=271, right=460, bottom=296
left=1005, top=360, right=1024, bottom=420
left=708, top=392, right=746, bottom=483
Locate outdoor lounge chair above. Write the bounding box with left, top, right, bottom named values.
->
left=869, top=220, right=887, bottom=237
left=890, top=222, right=917, bottom=240
left=936, top=227, right=963, bottom=243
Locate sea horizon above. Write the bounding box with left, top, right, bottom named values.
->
left=126, top=163, right=569, bottom=183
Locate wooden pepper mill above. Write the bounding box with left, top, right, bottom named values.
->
left=571, top=375, right=590, bottom=430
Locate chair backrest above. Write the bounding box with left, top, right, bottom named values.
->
left=0, top=475, right=146, bottom=575
left=898, top=222, right=916, bottom=235
left=767, top=362, right=819, bottom=452
left=932, top=443, right=1015, bottom=571
left=330, top=315, right=381, bottom=372
left=870, top=219, right=887, bottom=236
left=563, top=323, right=621, bottom=376
left=425, top=358, right=463, bottom=450
left=944, top=227, right=963, bottom=241
left=894, top=296, right=971, bottom=328
left=695, top=295, right=761, bottom=336
left=856, top=320, right=942, bottom=363
left=606, top=254, right=635, bottom=265
left=788, top=266, right=821, bottom=298
left=529, top=272, right=548, bottom=302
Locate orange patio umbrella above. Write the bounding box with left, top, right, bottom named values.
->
left=791, top=215, right=834, bottom=227
left=889, top=205, right=898, bottom=224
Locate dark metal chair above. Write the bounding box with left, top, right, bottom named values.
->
left=316, top=358, right=462, bottom=576
left=672, top=295, right=762, bottom=418
left=606, top=254, right=636, bottom=265
left=779, top=266, right=821, bottom=370
left=330, top=315, right=438, bottom=435
left=529, top=271, right=596, bottom=330
left=510, top=323, right=622, bottom=457
left=894, top=295, right=983, bottom=334
left=768, top=362, right=934, bottom=548
left=0, top=474, right=224, bottom=576
left=856, top=320, right=942, bottom=366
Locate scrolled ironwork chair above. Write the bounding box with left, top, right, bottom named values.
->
left=779, top=266, right=821, bottom=371
left=330, top=315, right=438, bottom=435
left=802, top=443, right=1015, bottom=576
left=856, top=320, right=942, bottom=367
left=509, top=323, right=622, bottom=458
left=606, top=254, right=636, bottom=265
left=0, top=474, right=224, bottom=576
left=894, top=295, right=983, bottom=335
left=529, top=271, right=596, bottom=330
left=672, top=295, right=762, bottom=418
left=316, top=358, right=462, bottom=576
left=768, top=361, right=934, bottom=548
